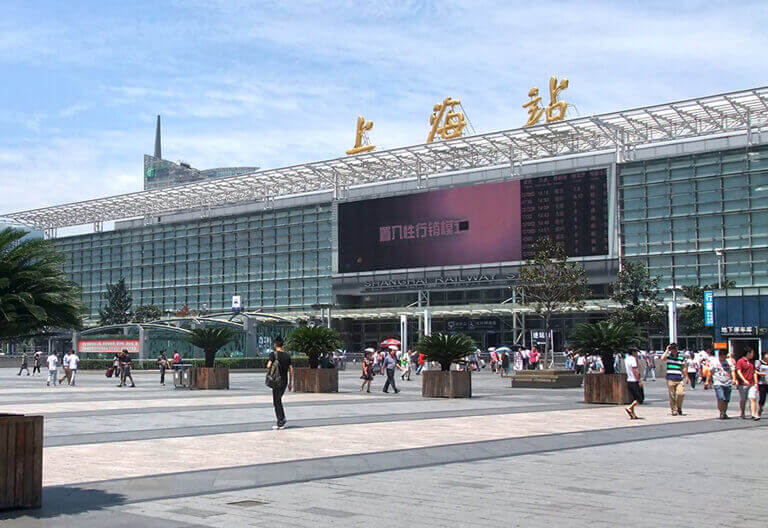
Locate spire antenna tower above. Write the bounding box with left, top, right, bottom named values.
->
left=154, top=115, right=162, bottom=158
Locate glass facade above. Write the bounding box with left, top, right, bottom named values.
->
left=620, top=145, right=768, bottom=289
left=50, top=142, right=768, bottom=331
left=53, top=204, right=333, bottom=317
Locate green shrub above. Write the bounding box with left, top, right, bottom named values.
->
left=416, top=332, right=477, bottom=371
left=285, top=325, right=343, bottom=368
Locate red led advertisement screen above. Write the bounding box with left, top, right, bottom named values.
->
left=338, top=170, right=608, bottom=273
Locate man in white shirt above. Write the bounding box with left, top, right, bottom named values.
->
left=68, top=352, right=80, bottom=386
left=624, top=347, right=643, bottom=419
left=46, top=353, right=58, bottom=387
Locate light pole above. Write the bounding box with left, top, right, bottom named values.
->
left=665, top=285, right=684, bottom=345
left=311, top=303, right=333, bottom=328
left=714, top=248, right=724, bottom=289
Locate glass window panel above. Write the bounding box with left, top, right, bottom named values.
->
left=622, top=173, right=644, bottom=186
left=670, top=167, right=693, bottom=180
left=671, top=181, right=693, bottom=195
left=623, top=198, right=645, bottom=211
left=647, top=220, right=670, bottom=243
left=696, top=191, right=721, bottom=213
left=724, top=214, right=749, bottom=228
left=752, top=195, right=768, bottom=209
left=696, top=178, right=720, bottom=191
left=645, top=183, right=667, bottom=197
left=622, top=186, right=645, bottom=200
left=623, top=222, right=646, bottom=235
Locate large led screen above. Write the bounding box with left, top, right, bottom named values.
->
left=338, top=169, right=608, bottom=273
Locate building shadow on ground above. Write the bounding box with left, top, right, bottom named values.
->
left=0, top=486, right=125, bottom=520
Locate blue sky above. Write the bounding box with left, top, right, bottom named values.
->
left=1, top=0, right=767, bottom=214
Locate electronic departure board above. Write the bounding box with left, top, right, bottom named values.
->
left=520, top=169, right=608, bottom=258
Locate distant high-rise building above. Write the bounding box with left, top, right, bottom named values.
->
left=143, top=117, right=258, bottom=190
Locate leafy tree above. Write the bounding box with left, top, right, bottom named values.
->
left=678, top=280, right=735, bottom=336
left=98, top=277, right=132, bottom=326
left=569, top=321, right=641, bottom=375
left=185, top=326, right=237, bottom=367
left=132, top=304, right=163, bottom=323
left=518, top=237, right=588, bottom=367
left=285, top=325, right=344, bottom=369
left=610, top=260, right=664, bottom=347
left=0, top=228, right=83, bottom=338
left=415, top=332, right=477, bottom=371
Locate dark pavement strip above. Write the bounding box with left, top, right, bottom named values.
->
left=35, top=419, right=765, bottom=514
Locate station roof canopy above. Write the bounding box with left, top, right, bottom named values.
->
left=5, top=86, right=768, bottom=230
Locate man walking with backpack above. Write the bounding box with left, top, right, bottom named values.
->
left=266, top=337, right=293, bottom=430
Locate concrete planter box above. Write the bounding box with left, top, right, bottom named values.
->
left=584, top=373, right=632, bottom=404
left=0, top=414, right=43, bottom=511
left=510, top=369, right=582, bottom=388
left=293, top=368, right=338, bottom=393
left=191, top=367, right=230, bottom=390
left=422, top=370, right=472, bottom=398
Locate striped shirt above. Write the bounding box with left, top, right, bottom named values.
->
left=666, top=352, right=685, bottom=380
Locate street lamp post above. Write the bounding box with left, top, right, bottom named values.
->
left=311, top=303, right=333, bottom=328
left=665, top=285, right=684, bottom=345
left=715, top=248, right=724, bottom=289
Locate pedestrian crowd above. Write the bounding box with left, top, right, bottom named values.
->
left=13, top=337, right=768, bottom=430
left=33, top=349, right=80, bottom=387
left=616, top=342, right=767, bottom=421
left=360, top=346, right=421, bottom=394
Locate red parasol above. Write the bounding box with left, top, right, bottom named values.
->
left=380, top=338, right=401, bottom=348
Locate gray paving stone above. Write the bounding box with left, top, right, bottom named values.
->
left=1, top=367, right=763, bottom=527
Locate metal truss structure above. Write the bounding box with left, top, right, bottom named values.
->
left=302, top=299, right=626, bottom=321
left=5, top=86, right=768, bottom=230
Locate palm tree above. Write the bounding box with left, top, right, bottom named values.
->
left=569, top=320, right=641, bottom=374
left=285, top=325, right=343, bottom=369
left=415, top=333, right=477, bottom=372
left=0, top=228, right=83, bottom=338
left=185, top=327, right=237, bottom=367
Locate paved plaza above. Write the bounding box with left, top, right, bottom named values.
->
left=1, top=366, right=765, bottom=527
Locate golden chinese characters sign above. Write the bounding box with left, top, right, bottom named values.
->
left=523, top=76, right=569, bottom=126
left=427, top=97, right=467, bottom=143
left=346, top=116, right=375, bottom=155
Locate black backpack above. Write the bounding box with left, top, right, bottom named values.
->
left=266, top=355, right=283, bottom=388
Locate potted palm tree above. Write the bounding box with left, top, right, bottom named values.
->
left=286, top=325, right=344, bottom=392
left=416, top=333, right=476, bottom=398
left=569, top=320, right=641, bottom=404
left=185, top=327, right=237, bottom=389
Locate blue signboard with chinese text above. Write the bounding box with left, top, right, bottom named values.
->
left=704, top=290, right=714, bottom=327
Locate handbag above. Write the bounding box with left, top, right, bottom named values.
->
left=106, top=367, right=114, bottom=378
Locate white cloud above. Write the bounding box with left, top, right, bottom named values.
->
left=58, top=103, right=91, bottom=118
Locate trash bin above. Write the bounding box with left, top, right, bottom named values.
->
left=173, top=364, right=194, bottom=389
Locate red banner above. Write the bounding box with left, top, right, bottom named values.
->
left=78, top=339, right=140, bottom=355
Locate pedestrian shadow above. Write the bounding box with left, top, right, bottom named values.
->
left=0, top=486, right=126, bottom=520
